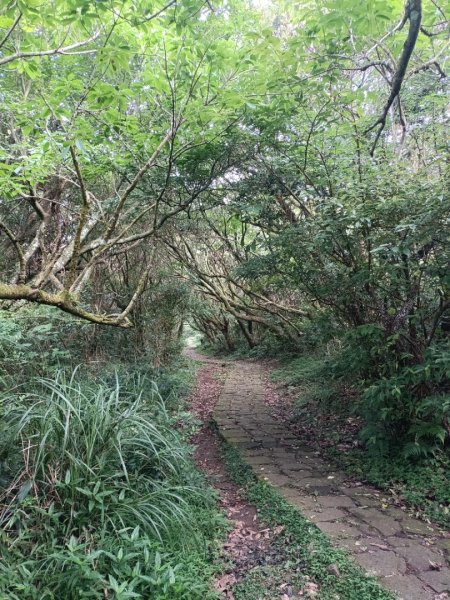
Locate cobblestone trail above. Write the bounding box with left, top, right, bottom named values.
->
left=212, top=359, right=450, bottom=600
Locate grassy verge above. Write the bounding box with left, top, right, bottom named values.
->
left=220, top=441, right=395, bottom=600
left=0, top=365, right=226, bottom=600
left=326, top=448, right=450, bottom=530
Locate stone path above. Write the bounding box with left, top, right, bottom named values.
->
left=213, top=359, right=450, bottom=600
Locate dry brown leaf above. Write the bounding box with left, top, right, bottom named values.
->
left=302, top=581, right=319, bottom=598
left=215, top=573, right=237, bottom=591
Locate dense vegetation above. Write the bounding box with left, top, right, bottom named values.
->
left=0, top=307, right=227, bottom=599
left=0, top=0, right=449, bottom=597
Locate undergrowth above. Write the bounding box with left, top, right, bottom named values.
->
left=0, top=369, right=225, bottom=599
left=327, top=448, right=450, bottom=530
left=220, top=441, right=395, bottom=600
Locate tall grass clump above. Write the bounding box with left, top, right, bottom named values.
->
left=0, top=371, right=221, bottom=599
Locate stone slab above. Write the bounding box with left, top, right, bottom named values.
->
left=213, top=359, right=444, bottom=600
left=262, top=472, right=292, bottom=487
left=354, top=550, right=407, bottom=577
left=401, top=516, right=437, bottom=536
left=317, top=521, right=363, bottom=539
left=303, top=508, right=347, bottom=522
left=348, top=507, right=403, bottom=536
left=317, top=495, right=357, bottom=508
left=395, top=542, right=446, bottom=572
left=382, top=574, right=436, bottom=600
left=419, top=569, right=450, bottom=593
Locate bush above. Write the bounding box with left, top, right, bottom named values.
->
left=0, top=309, right=73, bottom=387
left=0, top=371, right=222, bottom=599
left=359, top=343, right=450, bottom=457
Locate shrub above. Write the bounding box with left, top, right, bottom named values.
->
left=359, top=343, right=450, bottom=457
left=0, top=371, right=221, bottom=599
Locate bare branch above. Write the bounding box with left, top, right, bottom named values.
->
left=0, top=218, right=26, bottom=282
left=346, top=60, right=392, bottom=72
left=420, top=20, right=450, bottom=36
left=117, top=266, right=150, bottom=321
left=143, top=0, right=177, bottom=22
left=66, top=146, right=91, bottom=292
left=366, top=13, right=409, bottom=56
left=0, top=31, right=100, bottom=67
left=406, top=41, right=449, bottom=78
left=366, top=0, right=422, bottom=155
left=0, top=12, right=22, bottom=50
left=104, top=129, right=173, bottom=240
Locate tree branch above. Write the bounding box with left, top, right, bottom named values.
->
left=66, top=146, right=90, bottom=292
left=0, top=31, right=100, bottom=67
left=0, top=12, right=22, bottom=50
left=0, top=283, right=132, bottom=327
left=406, top=40, right=449, bottom=78
left=0, top=218, right=26, bottom=282
left=104, top=128, right=173, bottom=240
left=366, top=0, right=422, bottom=155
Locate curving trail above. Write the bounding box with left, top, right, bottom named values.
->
left=211, top=357, right=450, bottom=600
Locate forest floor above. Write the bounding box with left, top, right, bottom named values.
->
left=186, top=349, right=450, bottom=600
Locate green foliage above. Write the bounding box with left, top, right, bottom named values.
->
left=360, top=343, right=450, bottom=457
left=1, top=0, right=450, bottom=593
left=274, top=348, right=450, bottom=529
left=0, top=371, right=224, bottom=599
left=0, top=309, right=73, bottom=384
left=273, top=354, right=332, bottom=388
left=274, top=338, right=450, bottom=455
left=329, top=450, right=450, bottom=530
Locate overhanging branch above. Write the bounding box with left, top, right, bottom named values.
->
left=0, top=283, right=132, bottom=327
left=366, top=0, right=422, bottom=156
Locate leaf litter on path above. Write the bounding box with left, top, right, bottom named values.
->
left=188, top=357, right=307, bottom=599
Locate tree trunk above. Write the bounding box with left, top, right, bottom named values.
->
left=237, top=318, right=256, bottom=348
left=222, top=321, right=235, bottom=352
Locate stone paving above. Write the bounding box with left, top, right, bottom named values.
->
left=213, top=359, right=450, bottom=600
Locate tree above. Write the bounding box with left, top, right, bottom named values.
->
left=0, top=0, right=266, bottom=325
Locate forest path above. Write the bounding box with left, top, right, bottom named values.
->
left=211, top=356, right=450, bottom=600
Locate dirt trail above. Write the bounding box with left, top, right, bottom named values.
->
left=210, top=356, right=450, bottom=600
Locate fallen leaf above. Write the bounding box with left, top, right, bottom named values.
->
left=302, top=581, right=319, bottom=598
left=215, top=573, right=237, bottom=591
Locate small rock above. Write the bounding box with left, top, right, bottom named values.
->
left=327, top=563, right=341, bottom=577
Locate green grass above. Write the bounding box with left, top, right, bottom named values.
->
left=220, top=441, right=395, bottom=600
left=0, top=370, right=226, bottom=600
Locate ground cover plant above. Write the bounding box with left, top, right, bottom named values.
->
left=0, top=368, right=226, bottom=599
left=272, top=349, right=450, bottom=530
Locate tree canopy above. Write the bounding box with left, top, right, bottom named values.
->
left=0, top=0, right=449, bottom=451
left=1, top=0, right=447, bottom=322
